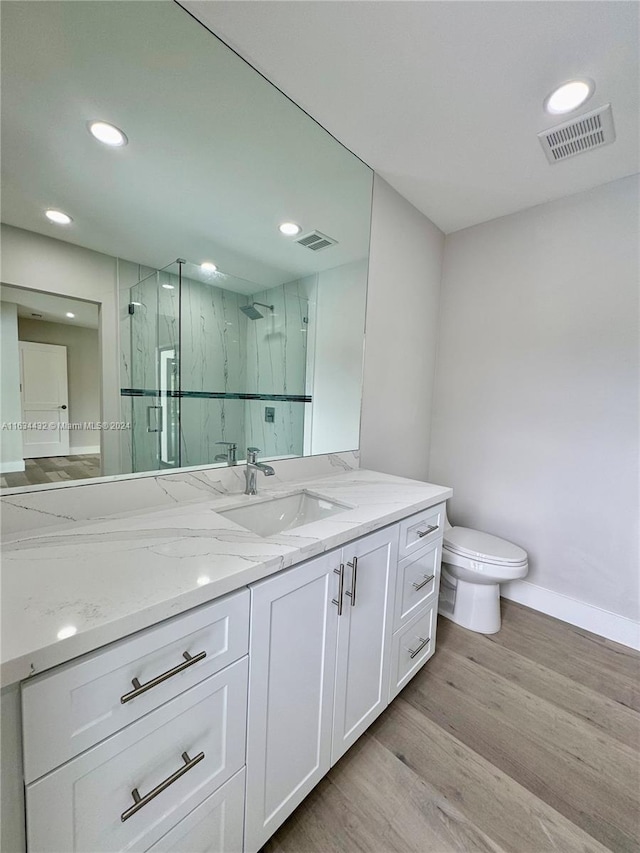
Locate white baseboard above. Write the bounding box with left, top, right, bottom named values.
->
left=501, top=579, right=640, bottom=651
left=0, top=460, right=25, bottom=474
left=69, top=446, right=100, bottom=456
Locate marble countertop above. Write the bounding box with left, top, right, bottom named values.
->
left=0, top=468, right=451, bottom=687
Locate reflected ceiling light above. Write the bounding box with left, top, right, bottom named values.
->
left=45, top=209, right=72, bottom=225
left=88, top=120, right=128, bottom=147
left=196, top=575, right=210, bottom=586
left=57, top=625, right=77, bottom=640
left=162, top=284, right=175, bottom=290
left=544, top=79, right=594, bottom=115
left=65, top=312, right=75, bottom=318
left=200, top=261, right=217, bottom=272
left=279, top=222, right=301, bottom=236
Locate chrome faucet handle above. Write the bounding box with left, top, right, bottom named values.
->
left=215, top=441, right=237, bottom=464
left=246, top=447, right=261, bottom=463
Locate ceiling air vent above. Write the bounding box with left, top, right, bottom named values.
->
left=296, top=230, right=338, bottom=251
left=538, top=104, right=615, bottom=164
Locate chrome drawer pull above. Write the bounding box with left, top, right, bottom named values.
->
left=412, top=574, right=435, bottom=591
left=417, top=524, right=439, bottom=538
left=407, top=637, right=430, bottom=659
left=121, top=750, right=205, bottom=822
left=332, top=564, right=345, bottom=616
left=120, top=650, right=207, bottom=704
left=345, top=557, right=358, bottom=606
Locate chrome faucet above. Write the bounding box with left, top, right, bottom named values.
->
left=214, top=441, right=237, bottom=466
left=244, top=447, right=275, bottom=495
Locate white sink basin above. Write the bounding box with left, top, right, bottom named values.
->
left=218, top=491, right=351, bottom=537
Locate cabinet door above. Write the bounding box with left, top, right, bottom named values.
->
left=245, top=552, right=339, bottom=853
left=332, top=526, right=399, bottom=764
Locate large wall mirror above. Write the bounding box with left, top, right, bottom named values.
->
left=0, top=0, right=372, bottom=491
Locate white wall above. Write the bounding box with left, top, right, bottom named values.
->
left=360, top=176, right=445, bottom=480
left=0, top=302, right=24, bottom=473
left=0, top=224, right=121, bottom=473
left=18, top=319, right=100, bottom=454
left=429, top=175, right=640, bottom=642
left=309, top=259, right=368, bottom=455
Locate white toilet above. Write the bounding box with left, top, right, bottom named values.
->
left=439, top=511, right=528, bottom=634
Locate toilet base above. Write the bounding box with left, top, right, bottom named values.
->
left=439, top=570, right=502, bottom=634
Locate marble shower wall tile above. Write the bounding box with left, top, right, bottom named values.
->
left=244, top=399, right=305, bottom=459
left=179, top=275, right=248, bottom=466
left=244, top=279, right=310, bottom=457
left=245, top=280, right=308, bottom=395
left=179, top=398, right=245, bottom=468
left=180, top=275, right=247, bottom=394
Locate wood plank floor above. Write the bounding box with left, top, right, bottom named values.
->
left=0, top=454, right=100, bottom=489
left=262, top=600, right=640, bottom=853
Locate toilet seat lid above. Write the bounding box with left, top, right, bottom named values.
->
left=443, top=526, right=528, bottom=565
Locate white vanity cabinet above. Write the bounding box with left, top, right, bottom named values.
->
left=22, top=590, right=250, bottom=853
left=244, top=525, right=400, bottom=853
left=16, top=500, right=447, bottom=853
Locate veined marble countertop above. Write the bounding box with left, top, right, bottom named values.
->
left=0, top=468, right=451, bottom=687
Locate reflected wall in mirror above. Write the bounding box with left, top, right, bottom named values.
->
left=0, top=0, right=372, bottom=491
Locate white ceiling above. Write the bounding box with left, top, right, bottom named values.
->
left=1, top=1, right=372, bottom=290
left=185, top=0, right=640, bottom=233
left=1, top=286, right=100, bottom=329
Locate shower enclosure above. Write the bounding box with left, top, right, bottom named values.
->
left=121, top=260, right=310, bottom=473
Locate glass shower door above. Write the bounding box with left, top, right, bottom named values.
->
left=128, top=263, right=181, bottom=473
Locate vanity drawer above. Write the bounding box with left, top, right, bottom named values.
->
left=394, top=541, right=441, bottom=630
left=25, top=657, right=248, bottom=853
left=389, top=602, right=437, bottom=701
left=22, top=588, right=249, bottom=783
left=398, top=503, right=444, bottom=558
left=148, top=768, right=245, bottom=853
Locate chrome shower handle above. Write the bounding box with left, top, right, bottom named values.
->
left=146, top=405, right=163, bottom=433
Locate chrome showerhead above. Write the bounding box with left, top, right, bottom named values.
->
left=240, top=304, right=264, bottom=320
left=241, top=301, right=273, bottom=320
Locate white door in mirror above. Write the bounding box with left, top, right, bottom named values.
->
left=19, top=341, right=70, bottom=457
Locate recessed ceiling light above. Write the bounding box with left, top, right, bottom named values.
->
left=279, top=222, right=301, bottom=236
left=200, top=261, right=217, bottom=272
left=65, top=312, right=75, bottom=318
left=88, top=120, right=128, bottom=147
left=162, top=284, right=175, bottom=290
left=544, top=79, right=594, bottom=115
left=45, top=209, right=72, bottom=225
left=57, top=625, right=77, bottom=640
